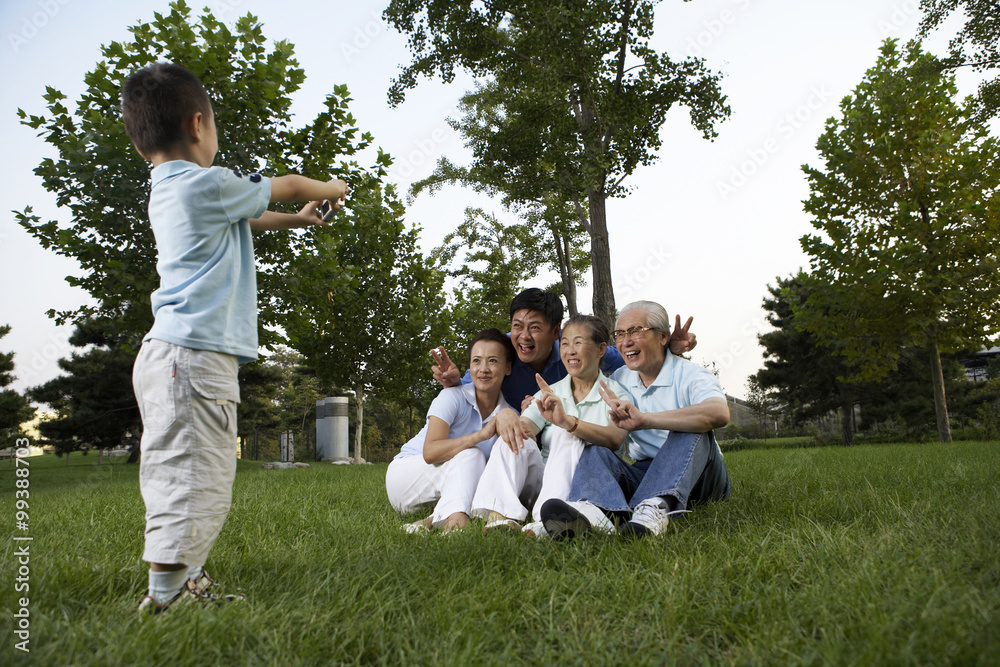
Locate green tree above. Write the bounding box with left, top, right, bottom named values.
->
left=987, top=355, right=1000, bottom=381
left=797, top=39, right=1000, bottom=443
left=744, top=375, right=773, bottom=441
left=756, top=273, right=858, bottom=446
left=0, top=326, right=35, bottom=448
left=410, top=98, right=593, bottom=317
left=854, top=346, right=972, bottom=439
left=383, top=0, right=729, bottom=328
left=27, top=319, right=141, bottom=458
left=269, top=347, right=327, bottom=436
left=918, top=0, right=1000, bottom=121
left=275, top=176, right=449, bottom=464
left=431, top=206, right=550, bottom=345
left=237, top=362, right=283, bottom=460
left=15, top=0, right=374, bottom=346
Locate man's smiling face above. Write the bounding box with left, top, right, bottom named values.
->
left=509, top=308, right=559, bottom=369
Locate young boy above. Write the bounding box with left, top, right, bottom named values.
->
left=121, top=62, right=348, bottom=614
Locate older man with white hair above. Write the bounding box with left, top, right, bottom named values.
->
left=540, top=300, right=731, bottom=539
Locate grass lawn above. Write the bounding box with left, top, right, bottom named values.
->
left=2, top=442, right=998, bottom=666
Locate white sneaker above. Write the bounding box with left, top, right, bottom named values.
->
left=540, top=499, right=614, bottom=540
left=403, top=519, right=431, bottom=534
left=622, top=497, right=683, bottom=537
left=483, top=516, right=521, bottom=533
left=522, top=520, right=548, bottom=538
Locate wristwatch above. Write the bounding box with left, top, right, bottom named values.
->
left=567, top=416, right=580, bottom=433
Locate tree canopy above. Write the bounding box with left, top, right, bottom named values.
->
left=918, top=0, right=1000, bottom=121
left=27, top=319, right=141, bottom=457
left=0, top=326, right=35, bottom=447
left=384, top=0, right=729, bottom=327
left=15, top=1, right=454, bottom=456
left=797, top=39, right=1000, bottom=442
left=274, top=176, right=448, bottom=462
left=756, top=273, right=858, bottom=445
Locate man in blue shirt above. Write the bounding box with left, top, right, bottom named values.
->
left=431, top=288, right=698, bottom=452
left=540, top=300, right=730, bottom=540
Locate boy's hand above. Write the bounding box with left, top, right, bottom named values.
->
left=328, top=178, right=349, bottom=205
left=297, top=201, right=329, bottom=228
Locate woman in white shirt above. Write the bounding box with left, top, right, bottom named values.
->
left=385, top=329, right=516, bottom=533
left=470, top=315, right=628, bottom=536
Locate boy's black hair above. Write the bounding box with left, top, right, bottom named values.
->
left=467, top=328, right=517, bottom=367
left=121, top=62, right=212, bottom=157
left=508, top=288, right=563, bottom=330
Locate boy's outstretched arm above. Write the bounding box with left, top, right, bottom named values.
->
left=269, top=175, right=348, bottom=204
left=250, top=201, right=328, bottom=231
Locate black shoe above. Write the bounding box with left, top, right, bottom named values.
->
left=541, top=499, right=587, bottom=540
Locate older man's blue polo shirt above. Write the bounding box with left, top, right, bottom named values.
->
left=610, top=352, right=724, bottom=461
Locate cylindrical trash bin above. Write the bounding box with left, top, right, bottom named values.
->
left=331, top=397, right=349, bottom=459
left=316, top=398, right=334, bottom=460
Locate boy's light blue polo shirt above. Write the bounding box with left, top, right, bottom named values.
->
left=395, top=383, right=512, bottom=461
left=610, top=353, right=725, bottom=461
left=521, top=372, right=627, bottom=458
left=145, top=160, right=270, bottom=363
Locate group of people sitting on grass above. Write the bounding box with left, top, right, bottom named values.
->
left=384, top=288, right=732, bottom=540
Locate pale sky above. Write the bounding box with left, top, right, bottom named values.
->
left=0, top=0, right=983, bottom=400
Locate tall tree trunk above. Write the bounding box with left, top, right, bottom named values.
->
left=588, top=188, right=616, bottom=330
left=127, top=436, right=140, bottom=463
left=553, top=227, right=579, bottom=317
left=928, top=338, right=952, bottom=442
left=840, top=403, right=855, bottom=446
left=354, top=383, right=365, bottom=464
left=838, top=383, right=855, bottom=446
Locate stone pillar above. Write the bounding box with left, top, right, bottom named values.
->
left=280, top=432, right=294, bottom=462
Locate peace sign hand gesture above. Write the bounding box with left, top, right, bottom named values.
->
left=535, top=373, right=568, bottom=428
left=668, top=315, right=697, bottom=356
left=430, top=346, right=461, bottom=387
left=598, top=379, right=645, bottom=431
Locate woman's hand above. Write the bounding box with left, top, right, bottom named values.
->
left=535, top=374, right=569, bottom=428
left=478, top=416, right=498, bottom=442
left=430, top=347, right=462, bottom=387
